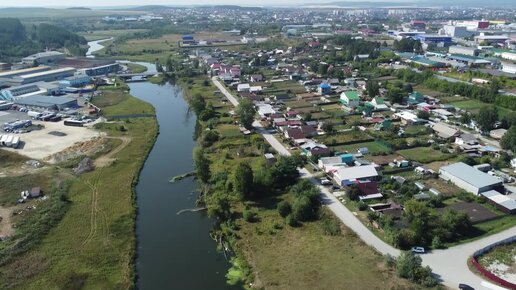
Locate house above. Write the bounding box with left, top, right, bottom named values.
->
left=301, top=141, right=331, bottom=158
left=432, top=108, right=453, bottom=120
left=284, top=128, right=306, bottom=143
left=394, top=111, right=425, bottom=125
left=250, top=74, right=263, bottom=82
left=455, top=133, right=477, bottom=146
left=489, top=128, right=507, bottom=140
left=369, top=97, right=388, bottom=111
left=229, top=67, right=241, bottom=77
left=439, top=162, right=503, bottom=195
left=318, top=83, right=332, bottom=95
left=273, top=94, right=292, bottom=102
left=249, top=86, right=263, bottom=93
left=370, top=202, right=403, bottom=219
left=318, top=156, right=345, bottom=171
left=481, top=190, right=516, bottom=214
left=407, top=91, right=424, bottom=105
left=432, top=122, right=460, bottom=139
left=333, top=165, right=379, bottom=186
left=237, top=83, right=250, bottom=92
left=340, top=91, right=360, bottom=108
left=256, top=103, right=276, bottom=118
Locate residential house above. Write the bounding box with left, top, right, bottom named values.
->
left=237, top=83, right=250, bottom=92
left=318, top=83, right=332, bottom=95
left=455, top=133, right=478, bottom=146
left=340, top=91, right=360, bottom=108
left=333, top=165, right=379, bottom=186
left=407, top=91, right=424, bottom=105
left=368, top=97, right=388, bottom=111
left=432, top=122, right=460, bottom=139
left=250, top=74, right=263, bottom=82
left=301, top=141, right=331, bottom=158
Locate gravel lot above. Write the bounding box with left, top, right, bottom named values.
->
left=1, top=110, right=102, bottom=161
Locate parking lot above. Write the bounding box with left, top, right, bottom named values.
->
left=0, top=109, right=102, bottom=161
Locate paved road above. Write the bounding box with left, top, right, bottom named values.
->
left=211, top=76, right=515, bottom=290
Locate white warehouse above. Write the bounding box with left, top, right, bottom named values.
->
left=439, top=162, right=503, bottom=195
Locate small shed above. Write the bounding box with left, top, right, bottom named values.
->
left=30, top=187, right=42, bottom=198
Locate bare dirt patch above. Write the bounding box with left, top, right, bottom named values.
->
left=0, top=205, right=15, bottom=238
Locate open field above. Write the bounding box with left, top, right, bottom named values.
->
left=237, top=205, right=431, bottom=290
left=0, top=89, right=158, bottom=289
left=331, top=140, right=392, bottom=155
left=398, top=147, right=453, bottom=163
left=450, top=99, right=513, bottom=117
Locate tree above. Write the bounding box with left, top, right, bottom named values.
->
left=476, top=106, right=498, bottom=133
left=233, top=162, right=254, bottom=199
left=237, top=98, right=256, bottom=130
left=500, top=126, right=516, bottom=152
left=396, top=251, right=437, bottom=286
left=321, top=122, right=335, bottom=133
left=193, top=148, right=210, bottom=183
left=269, top=156, right=301, bottom=189
left=416, top=110, right=430, bottom=120
left=366, top=80, right=380, bottom=98
left=190, top=94, right=206, bottom=116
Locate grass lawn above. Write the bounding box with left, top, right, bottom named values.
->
left=0, top=171, right=52, bottom=206
left=237, top=205, right=430, bottom=290
left=331, top=141, right=392, bottom=155
left=126, top=63, right=148, bottom=73
left=398, top=147, right=453, bottom=164
left=217, top=124, right=241, bottom=138
left=450, top=99, right=513, bottom=117
left=315, top=131, right=373, bottom=146
left=0, top=149, right=28, bottom=168
left=0, top=89, right=158, bottom=289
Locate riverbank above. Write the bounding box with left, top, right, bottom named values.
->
left=0, top=84, right=158, bottom=289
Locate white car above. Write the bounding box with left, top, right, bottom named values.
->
left=411, top=247, right=425, bottom=254
left=320, top=179, right=332, bottom=186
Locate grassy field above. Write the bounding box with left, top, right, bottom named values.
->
left=0, top=149, right=28, bottom=168
left=126, top=63, right=148, bottom=73
left=0, top=171, right=52, bottom=206
left=450, top=99, right=513, bottom=117
left=237, top=205, right=430, bottom=290
left=0, top=88, right=158, bottom=289
left=398, top=147, right=453, bottom=163
left=331, top=141, right=392, bottom=155
left=216, top=124, right=241, bottom=138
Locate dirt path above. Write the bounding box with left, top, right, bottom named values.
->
left=0, top=206, right=15, bottom=238
left=94, top=137, right=132, bottom=168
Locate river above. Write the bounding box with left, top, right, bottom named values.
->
left=86, top=38, right=113, bottom=58
left=129, top=78, right=239, bottom=290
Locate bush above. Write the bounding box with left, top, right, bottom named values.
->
left=321, top=215, right=341, bottom=236
left=431, top=236, right=444, bottom=249
left=286, top=214, right=299, bottom=227
left=277, top=201, right=292, bottom=218
left=243, top=208, right=256, bottom=222
left=357, top=202, right=368, bottom=211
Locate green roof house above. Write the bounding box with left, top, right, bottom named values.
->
left=408, top=91, right=424, bottom=105
left=340, top=91, right=360, bottom=108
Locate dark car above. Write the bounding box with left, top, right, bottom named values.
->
left=458, top=283, right=474, bottom=290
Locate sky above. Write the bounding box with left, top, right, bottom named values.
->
left=0, top=0, right=413, bottom=8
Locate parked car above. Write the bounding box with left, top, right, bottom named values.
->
left=458, top=284, right=474, bottom=290
left=320, top=179, right=332, bottom=186
left=411, top=246, right=425, bottom=254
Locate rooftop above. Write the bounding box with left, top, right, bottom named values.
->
left=16, top=67, right=76, bottom=80
left=335, top=165, right=378, bottom=181
left=440, top=162, right=502, bottom=189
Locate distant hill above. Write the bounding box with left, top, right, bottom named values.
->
left=0, top=18, right=87, bottom=62
left=125, top=5, right=172, bottom=11
left=67, top=7, right=92, bottom=10
left=312, top=0, right=516, bottom=7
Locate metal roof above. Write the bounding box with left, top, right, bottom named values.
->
left=440, top=162, right=502, bottom=189
left=335, top=165, right=378, bottom=181
left=481, top=190, right=516, bottom=211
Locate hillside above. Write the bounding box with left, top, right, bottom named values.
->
left=0, top=18, right=87, bottom=61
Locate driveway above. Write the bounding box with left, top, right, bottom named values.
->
left=211, top=76, right=514, bottom=290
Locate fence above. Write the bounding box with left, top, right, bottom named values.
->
left=470, top=236, right=516, bottom=290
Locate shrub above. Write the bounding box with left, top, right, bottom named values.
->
left=286, top=214, right=299, bottom=227
left=321, top=215, right=341, bottom=236
left=357, top=202, right=368, bottom=211
left=277, top=201, right=292, bottom=218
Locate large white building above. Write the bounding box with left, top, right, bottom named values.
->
left=449, top=46, right=478, bottom=56
left=443, top=25, right=472, bottom=38
left=439, top=162, right=503, bottom=195
left=22, top=51, right=65, bottom=65
left=334, top=165, right=379, bottom=186
left=501, top=62, right=516, bottom=74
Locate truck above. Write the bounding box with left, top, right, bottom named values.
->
left=3, top=120, right=32, bottom=132
left=27, top=111, right=42, bottom=119
left=4, top=135, right=13, bottom=147
left=11, top=136, right=20, bottom=148
left=64, top=120, right=84, bottom=127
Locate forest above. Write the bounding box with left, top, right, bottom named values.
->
left=0, top=18, right=87, bottom=61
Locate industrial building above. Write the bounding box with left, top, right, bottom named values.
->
left=415, top=34, right=452, bottom=44
left=449, top=46, right=479, bottom=56
left=7, top=67, right=76, bottom=86
left=14, top=95, right=78, bottom=110
left=480, top=190, right=516, bottom=214
left=57, top=58, right=120, bottom=76
left=22, top=51, right=65, bottom=65
left=447, top=54, right=491, bottom=66
left=501, top=62, right=516, bottom=74
left=442, top=25, right=472, bottom=38
left=474, top=33, right=509, bottom=44
left=0, top=82, right=60, bottom=100
left=0, top=66, right=51, bottom=81
left=439, top=162, right=503, bottom=195
left=59, top=74, right=92, bottom=87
